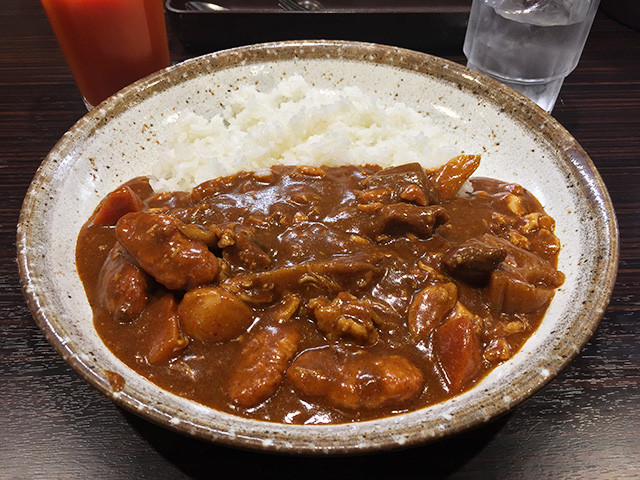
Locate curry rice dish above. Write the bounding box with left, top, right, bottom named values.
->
left=76, top=156, right=564, bottom=424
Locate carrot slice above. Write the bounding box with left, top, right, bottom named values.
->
left=135, top=294, right=188, bottom=364
left=93, top=186, right=144, bottom=226
left=432, top=303, right=482, bottom=393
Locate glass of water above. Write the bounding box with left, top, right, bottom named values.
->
left=463, top=0, right=600, bottom=112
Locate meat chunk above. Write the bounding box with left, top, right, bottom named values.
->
left=309, top=292, right=378, bottom=345
left=262, top=293, right=301, bottom=323
left=483, top=338, right=512, bottom=363
left=366, top=203, right=448, bottom=239
left=443, top=237, right=508, bottom=286
left=135, top=294, right=189, bottom=364
left=211, top=223, right=271, bottom=272
left=222, top=254, right=382, bottom=304
left=116, top=212, right=219, bottom=290
left=430, top=154, right=481, bottom=201
left=363, top=163, right=440, bottom=206
left=432, top=302, right=482, bottom=393
left=228, top=324, right=301, bottom=408
left=287, top=347, right=424, bottom=409
left=178, top=287, right=253, bottom=343
left=407, top=282, right=458, bottom=341
left=177, top=223, right=218, bottom=248
left=96, top=243, right=151, bottom=322
left=277, top=222, right=374, bottom=264
left=92, top=186, right=144, bottom=226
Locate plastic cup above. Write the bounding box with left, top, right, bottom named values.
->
left=41, top=0, right=171, bottom=109
left=463, top=0, right=600, bottom=112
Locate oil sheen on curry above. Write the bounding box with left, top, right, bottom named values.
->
left=76, top=156, right=564, bottom=424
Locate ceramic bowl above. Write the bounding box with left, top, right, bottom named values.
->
left=17, top=40, right=618, bottom=454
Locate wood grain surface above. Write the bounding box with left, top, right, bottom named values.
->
left=1, top=1, right=638, bottom=478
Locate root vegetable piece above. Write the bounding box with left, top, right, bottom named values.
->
left=137, top=294, right=188, bottom=364
left=432, top=303, right=482, bottom=393
left=92, top=186, right=144, bottom=226
left=116, top=211, right=219, bottom=290
left=482, top=235, right=565, bottom=314
left=178, top=287, right=253, bottom=343
left=489, top=272, right=557, bottom=314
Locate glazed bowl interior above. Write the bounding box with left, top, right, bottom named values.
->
left=17, top=40, right=618, bottom=454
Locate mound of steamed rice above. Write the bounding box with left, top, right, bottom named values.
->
left=152, top=75, right=457, bottom=192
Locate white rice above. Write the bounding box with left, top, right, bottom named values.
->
left=151, top=75, right=457, bottom=192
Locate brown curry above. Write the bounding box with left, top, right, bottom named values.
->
left=76, top=156, right=564, bottom=424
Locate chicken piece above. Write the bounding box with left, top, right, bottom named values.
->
left=442, top=236, right=508, bottom=286
left=287, top=346, right=424, bottom=410
left=228, top=324, right=301, bottom=408
left=529, top=227, right=561, bottom=259
left=432, top=302, right=482, bottom=393
left=407, top=282, right=458, bottom=341
left=363, top=162, right=440, bottom=206
left=116, top=211, right=219, bottom=291
left=135, top=294, right=188, bottom=364
left=92, top=186, right=144, bottom=226
left=430, top=154, right=481, bottom=201
left=309, top=292, right=378, bottom=345
left=263, top=293, right=301, bottom=323
left=178, top=287, right=253, bottom=343
left=96, top=242, right=151, bottom=322
left=483, top=338, right=512, bottom=362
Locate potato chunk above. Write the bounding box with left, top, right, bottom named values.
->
left=178, top=287, right=253, bottom=343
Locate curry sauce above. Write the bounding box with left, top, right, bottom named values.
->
left=76, top=159, right=564, bottom=424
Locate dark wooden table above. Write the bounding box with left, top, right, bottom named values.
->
left=2, top=1, right=639, bottom=478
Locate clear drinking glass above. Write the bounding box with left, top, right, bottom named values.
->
left=41, top=0, right=171, bottom=109
left=463, top=0, right=600, bottom=112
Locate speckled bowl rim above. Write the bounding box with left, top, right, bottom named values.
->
left=17, top=40, right=619, bottom=454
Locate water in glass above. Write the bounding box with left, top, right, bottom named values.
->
left=463, top=0, right=600, bottom=111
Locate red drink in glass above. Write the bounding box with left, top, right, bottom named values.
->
left=41, top=0, right=171, bottom=108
